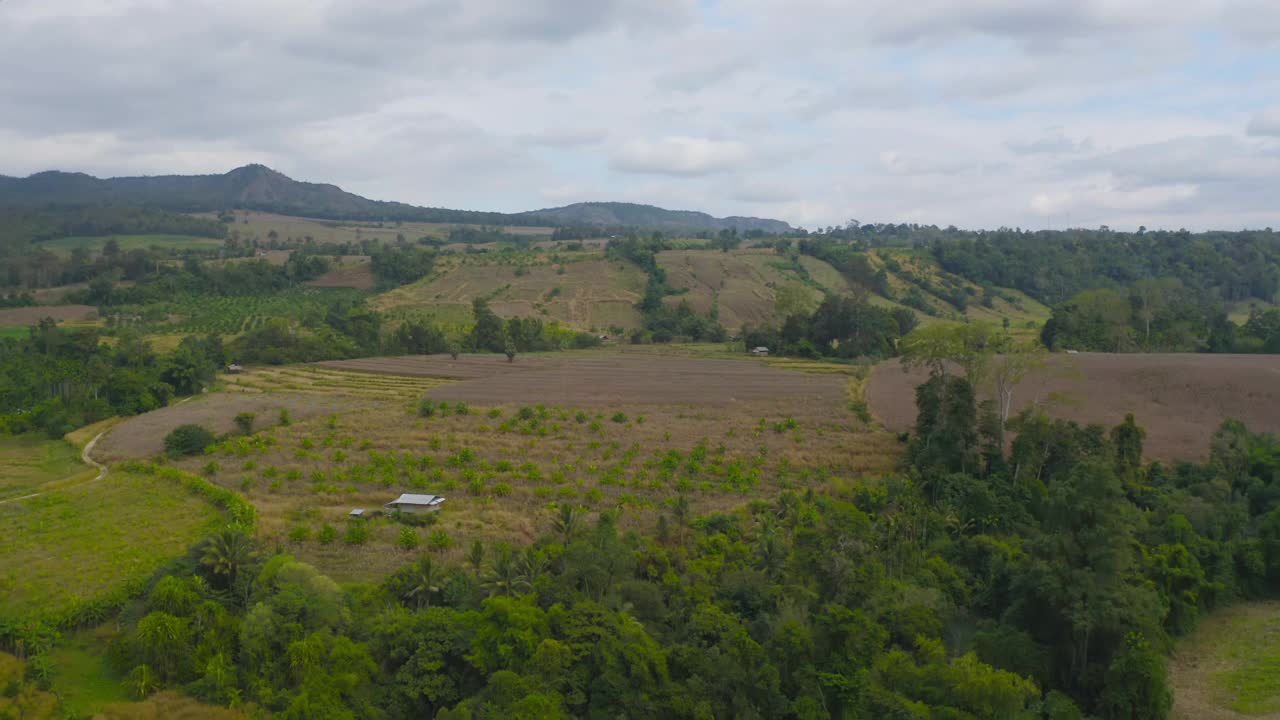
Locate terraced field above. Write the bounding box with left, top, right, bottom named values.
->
left=225, top=364, right=456, bottom=398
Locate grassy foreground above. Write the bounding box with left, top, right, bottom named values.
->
left=0, top=471, right=223, bottom=620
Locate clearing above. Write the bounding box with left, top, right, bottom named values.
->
left=0, top=471, right=223, bottom=620
left=0, top=304, right=97, bottom=326
left=1169, top=602, right=1280, bottom=720
left=867, top=353, right=1280, bottom=461
left=303, top=255, right=376, bottom=289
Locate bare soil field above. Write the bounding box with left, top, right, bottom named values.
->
left=95, top=393, right=370, bottom=462
left=0, top=304, right=97, bottom=325
left=867, top=353, right=1280, bottom=461
left=321, top=352, right=849, bottom=407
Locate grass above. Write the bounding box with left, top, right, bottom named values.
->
left=42, top=234, right=224, bottom=255
left=0, top=471, right=224, bottom=619
left=0, top=326, right=28, bottom=339
left=0, top=434, right=93, bottom=500
left=48, top=626, right=130, bottom=716
left=1169, top=602, right=1280, bottom=719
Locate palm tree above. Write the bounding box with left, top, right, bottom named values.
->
left=200, top=528, right=257, bottom=590
left=403, top=557, right=441, bottom=609
left=552, top=504, right=580, bottom=544
left=467, top=539, right=486, bottom=572
left=482, top=544, right=529, bottom=597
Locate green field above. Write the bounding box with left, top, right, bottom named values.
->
left=1170, top=602, right=1280, bottom=718
left=0, top=434, right=93, bottom=500
left=115, top=286, right=366, bottom=336
left=0, top=326, right=28, bottom=340
left=42, top=233, right=225, bottom=255
left=0, top=471, right=223, bottom=620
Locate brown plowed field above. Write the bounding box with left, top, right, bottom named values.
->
left=320, top=353, right=848, bottom=408
left=0, top=304, right=97, bottom=325
left=867, top=353, right=1280, bottom=461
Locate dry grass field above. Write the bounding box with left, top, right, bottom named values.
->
left=303, top=255, right=376, bottom=289
left=656, top=249, right=822, bottom=329
left=867, top=353, right=1280, bottom=461
left=225, top=364, right=456, bottom=398
left=209, top=210, right=554, bottom=246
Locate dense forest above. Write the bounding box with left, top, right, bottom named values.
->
left=5, top=363, right=1277, bottom=719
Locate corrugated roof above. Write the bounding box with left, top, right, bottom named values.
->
left=387, top=493, right=443, bottom=505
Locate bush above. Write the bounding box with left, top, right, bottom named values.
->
left=454, top=402, right=470, bottom=416
left=343, top=523, right=369, bottom=545
left=233, top=412, right=256, bottom=435
left=397, top=527, right=420, bottom=550
left=288, top=526, right=311, bottom=542
left=317, top=524, right=337, bottom=544
left=428, top=530, right=453, bottom=552
left=418, top=399, right=437, bottom=417
left=611, top=412, right=628, bottom=424
left=278, top=408, right=292, bottom=426
left=163, top=424, right=216, bottom=457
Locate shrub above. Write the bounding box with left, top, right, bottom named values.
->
left=288, top=526, right=311, bottom=542
left=278, top=408, right=292, bottom=426
left=234, top=412, right=256, bottom=435
left=397, top=527, right=420, bottom=550
left=343, top=523, right=369, bottom=545
left=202, top=460, right=221, bottom=476
left=612, top=412, right=628, bottom=423
left=428, top=530, right=453, bottom=552
left=163, top=424, right=216, bottom=457
left=493, top=482, right=514, bottom=497
left=518, top=406, right=536, bottom=421
left=418, top=399, right=437, bottom=417
left=487, top=408, right=503, bottom=418
left=454, top=402, right=470, bottom=416
left=318, top=524, right=337, bottom=544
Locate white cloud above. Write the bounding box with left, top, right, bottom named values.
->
left=611, top=136, right=751, bottom=176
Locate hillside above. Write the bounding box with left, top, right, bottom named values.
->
left=0, top=166, right=792, bottom=232
left=519, top=201, right=791, bottom=233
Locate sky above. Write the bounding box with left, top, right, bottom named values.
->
left=1, top=0, right=1278, bottom=231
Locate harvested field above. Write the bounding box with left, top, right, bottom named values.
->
left=95, top=392, right=371, bottom=462
left=867, top=353, right=1280, bottom=461
left=225, top=364, right=455, bottom=398
left=1169, top=602, right=1280, bottom=720
left=0, top=304, right=97, bottom=325
left=321, top=353, right=850, bottom=407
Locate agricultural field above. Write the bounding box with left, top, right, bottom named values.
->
left=224, top=364, right=456, bottom=398
left=0, top=303, right=97, bottom=326
left=111, top=287, right=364, bottom=336
left=40, top=234, right=224, bottom=256
left=0, top=471, right=223, bottom=621
left=0, top=434, right=93, bottom=501
left=209, top=210, right=555, bottom=246
left=1169, top=602, right=1280, bottom=719
left=656, top=249, right=825, bottom=329
left=372, top=252, right=646, bottom=331
left=867, top=353, right=1280, bottom=461
left=94, top=392, right=369, bottom=462
left=303, top=254, right=376, bottom=289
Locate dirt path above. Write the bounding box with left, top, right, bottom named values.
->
left=0, top=432, right=106, bottom=506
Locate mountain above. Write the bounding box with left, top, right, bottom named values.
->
left=0, top=165, right=793, bottom=232
left=518, top=201, right=792, bottom=234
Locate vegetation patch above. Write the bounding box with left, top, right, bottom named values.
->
left=0, top=434, right=92, bottom=500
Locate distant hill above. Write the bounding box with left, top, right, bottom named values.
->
left=0, top=165, right=792, bottom=232
left=518, top=202, right=792, bottom=234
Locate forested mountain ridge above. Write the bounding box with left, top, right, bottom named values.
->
left=0, top=166, right=792, bottom=232
left=519, top=201, right=792, bottom=233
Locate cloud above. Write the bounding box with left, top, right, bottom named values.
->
left=1007, top=129, right=1093, bottom=155
left=611, top=136, right=751, bottom=176
left=0, top=0, right=1276, bottom=230
left=1248, top=108, right=1280, bottom=137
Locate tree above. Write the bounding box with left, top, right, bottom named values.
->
left=504, top=338, right=517, bottom=363
left=469, top=298, right=506, bottom=353
left=1099, top=633, right=1171, bottom=720
left=552, top=504, right=580, bottom=545
left=403, top=557, right=440, bottom=609
left=199, top=529, right=258, bottom=591
left=164, top=424, right=215, bottom=456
